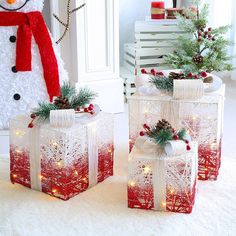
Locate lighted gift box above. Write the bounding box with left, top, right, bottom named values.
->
left=10, top=112, right=114, bottom=200
left=128, top=141, right=198, bottom=214
left=128, top=86, right=225, bottom=181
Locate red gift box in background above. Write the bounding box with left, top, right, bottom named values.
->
left=151, top=2, right=165, bottom=20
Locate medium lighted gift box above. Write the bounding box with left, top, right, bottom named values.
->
left=127, top=120, right=198, bottom=214
left=129, top=70, right=225, bottom=181
left=10, top=112, right=114, bottom=200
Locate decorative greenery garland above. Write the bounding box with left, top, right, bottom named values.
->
left=139, top=119, right=191, bottom=150
left=28, top=83, right=97, bottom=128
left=141, top=68, right=210, bottom=92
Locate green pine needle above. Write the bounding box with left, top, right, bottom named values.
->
left=178, top=128, right=186, bottom=140
left=70, top=88, right=97, bottom=109
left=150, top=76, right=173, bottom=92
left=32, top=84, right=97, bottom=122
left=60, top=83, right=76, bottom=99
left=165, top=0, right=233, bottom=74
left=151, top=129, right=173, bottom=146
left=33, top=103, right=58, bottom=121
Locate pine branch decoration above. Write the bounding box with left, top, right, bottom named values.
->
left=140, top=120, right=190, bottom=149
left=30, top=83, right=97, bottom=123
left=33, top=103, right=58, bottom=122
left=149, top=75, right=174, bottom=92
left=70, top=88, right=98, bottom=109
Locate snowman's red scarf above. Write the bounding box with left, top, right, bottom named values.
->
left=0, top=11, right=60, bottom=101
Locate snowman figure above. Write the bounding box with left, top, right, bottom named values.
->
left=0, top=0, right=68, bottom=129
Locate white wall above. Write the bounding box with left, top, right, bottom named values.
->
left=119, top=0, right=183, bottom=66
left=43, top=1, right=51, bottom=29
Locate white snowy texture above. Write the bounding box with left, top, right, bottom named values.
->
left=0, top=0, right=68, bottom=129
left=0, top=82, right=236, bottom=236
left=0, top=0, right=44, bottom=12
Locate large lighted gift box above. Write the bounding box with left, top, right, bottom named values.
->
left=127, top=121, right=198, bottom=214
left=10, top=112, right=114, bottom=200
left=128, top=71, right=225, bottom=181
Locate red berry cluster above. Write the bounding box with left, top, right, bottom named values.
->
left=187, top=71, right=207, bottom=79
left=28, top=113, right=37, bottom=128
left=78, top=104, right=95, bottom=115
left=139, top=123, right=191, bottom=151
left=172, top=129, right=191, bottom=151
left=198, top=27, right=215, bottom=42
left=141, top=68, right=164, bottom=77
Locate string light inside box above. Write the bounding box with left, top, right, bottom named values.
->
left=56, top=161, right=62, bottom=167
left=143, top=166, right=151, bottom=174
left=15, top=130, right=25, bottom=137
left=52, top=189, right=57, bottom=194
left=129, top=180, right=136, bottom=187
left=15, top=149, right=22, bottom=154
left=162, top=202, right=166, bottom=207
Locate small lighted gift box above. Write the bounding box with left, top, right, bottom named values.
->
left=10, top=111, right=114, bottom=200
left=128, top=120, right=198, bottom=214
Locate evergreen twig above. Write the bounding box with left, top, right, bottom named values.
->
left=31, top=83, right=97, bottom=122
left=149, top=75, right=174, bottom=92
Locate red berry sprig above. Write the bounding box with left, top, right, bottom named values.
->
left=28, top=113, right=37, bottom=128
left=141, top=68, right=164, bottom=77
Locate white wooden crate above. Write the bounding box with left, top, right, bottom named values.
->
left=120, top=67, right=136, bottom=99
left=124, top=20, right=186, bottom=75
left=124, top=43, right=171, bottom=75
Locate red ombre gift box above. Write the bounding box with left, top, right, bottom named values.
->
left=10, top=112, right=114, bottom=200
left=128, top=142, right=198, bottom=214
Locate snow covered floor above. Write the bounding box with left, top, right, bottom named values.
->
left=1, top=82, right=236, bottom=236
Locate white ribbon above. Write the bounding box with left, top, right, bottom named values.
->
left=173, top=79, right=204, bottom=100
left=87, top=122, right=99, bottom=188
left=164, top=140, right=187, bottom=156
left=29, top=125, right=42, bottom=191
left=50, top=109, right=75, bottom=127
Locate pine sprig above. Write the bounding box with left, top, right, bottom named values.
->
left=60, top=83, right=76, bottom=99
left=70, top=88, right=97, bottom=109
left=30, top=83, right=97, bottom=122
left=149, top=75, right=173, bottom=92
left=140, top=120, right=189, bottom=148
left=33, top=103, right=58, bottom=121
left=150, top=128, right=173, bottom=146
left=177, top=128, right=186, bottom=140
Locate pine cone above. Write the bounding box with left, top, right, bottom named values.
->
left=169, top=72, right=186, bottom=80
left=54, top=96, right=71, bottom=109
left=203, top=76, right=213, bottom=83
left=192, top=54, right=204, bottom=64
left=155, top=119, right=172, bottom=132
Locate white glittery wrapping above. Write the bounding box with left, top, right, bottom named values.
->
left=0, top=0, right=69, bottom=129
